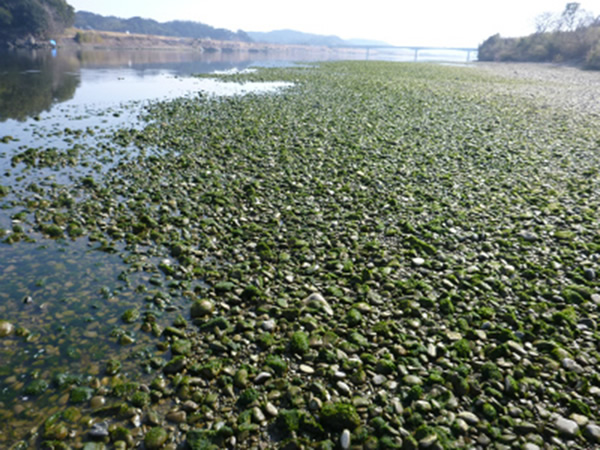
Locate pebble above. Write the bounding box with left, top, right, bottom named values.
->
left=254, top=372, right=272, bottom=384
left=584, top=423, right=600, bottom=442
left=336, top=381, right=351, bottom=395
left=522, top=444, right=541, bottom=450
left=570, top=413, right=589, bottom=427
left=0, top=320, right=14, bottom=337
left=562, top=358, right=584, bottom=373
left=458, top=411, right=480, bottom=425
left=373, top=374, right=386, bottom=385
left=419, top=434, right=438, bottom=448
left=299, top=364, right=314, bottom=374
left=261, top=319, right=276, bottom=331
left=166, top=410, right=187, bottom=424
left=89, top=421, right=109, bottom=438
left=403, top=375, right=423, bottom=385
left=412, top=257, right=425, bottom=266
left=252, top=406, right=266, bottom=423
left=265, top=402, right=278, bottom=417
left=90, top=396, right=106, bottom=409
left=446, top=331, right=462, bottom=341
left=341, top=429, right=351, bottom=449
left=554, top=416, right=579, bottom=437
left=303, top=292, right=334, bottom=316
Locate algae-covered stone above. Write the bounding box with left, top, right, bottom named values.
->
left=144, top=427, right=168, bottom=449
left=171, top=339, right=192, bottom=356
left=121, top=308, right=140, bottom=323
left=24, top=379, right=49, bottom=396
left=320, top=402, right=361, bottom=431
left=290, top=331, right=310, bottom=355
left=163, top=355, right=186, bottom=374
left=190, top=299, right=214, bottom=318
left=70, top=386, right=94, bottom=404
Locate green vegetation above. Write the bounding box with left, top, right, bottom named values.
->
left=479, top=2, right=600, bottom=69
left=0, top=0, right=74, bottom=44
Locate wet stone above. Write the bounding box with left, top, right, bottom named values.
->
left=341, top=429, right=351, bottom=449
left=89, top=421, right=109, bottom=439
left=458, top=411, right=480, bottom=425
left=403, top=375, right=423, bottom=385
left=584, top=423, right=600, bottom=443
left=555, top=416, right=579, bottom=437
left=166, top=410, right=187, bottom=424
left=0, top=320, right=14, bottom=337
left=299, top=364, right=315, bottom=374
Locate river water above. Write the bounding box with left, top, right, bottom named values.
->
left=0, top=47, right=475, bottom=446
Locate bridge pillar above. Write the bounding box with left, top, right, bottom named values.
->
left=414, top=49, right=419, bottom=62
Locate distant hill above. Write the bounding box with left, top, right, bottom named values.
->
left=74, top=11, right=252, bottom=42
left=247, top=30, right=389, bottom=47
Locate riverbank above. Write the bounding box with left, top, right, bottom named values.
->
left=55, top=28, right=365, bottom=58
left=1, top=61, right=600, bottom=448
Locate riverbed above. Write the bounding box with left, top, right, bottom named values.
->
left=1, top=53, right=600, bottom=448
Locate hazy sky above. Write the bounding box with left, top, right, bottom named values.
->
left=67, top=0, right=599, bottom=48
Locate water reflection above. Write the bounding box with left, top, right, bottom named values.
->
left=0, top=50, right=81, bottom=122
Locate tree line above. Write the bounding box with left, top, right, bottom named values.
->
left=478, top=3, right=600, bottom=69
left=74, top=11, right=252, bottom=42
left=0, top=0, right=74, bottom=45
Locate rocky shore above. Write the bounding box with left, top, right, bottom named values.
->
left=1, top=61, right=600, bottom=448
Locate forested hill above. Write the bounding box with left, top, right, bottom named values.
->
left=74, top=11, right=252, bottom=42
left=478, top=3, right=600, bottom=70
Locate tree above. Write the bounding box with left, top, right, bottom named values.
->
left=535, top=12, right=556, bottom=34
left=0, top=0, right=75, bottom=43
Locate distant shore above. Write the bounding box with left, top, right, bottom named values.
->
left=50, top=28, right=367, bottom=58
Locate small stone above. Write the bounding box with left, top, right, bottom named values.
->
left=299, top=364, right=314, bottom=374
left=373, top=374, right=386, bottom=385
left=265, top=402, right=278, bottom=417
left=254, top=372, right=272, bottom=384
left=454, top=418, right=469, bottom=434
left=403, top=375, right=422, bottom=385
left=303, top=292, right=334, bottom=316
left=562, top=358, right=584, bottom=373
left=570, top=413, right=589, bottom=427
left=252, top=406, right=266, bottom=423
left=0, top=320, right=14, bottom=337
left=144, top=427, right=168, bottom=450
left=518, top=231, right=538, bottom=242
left=458, top=411, right=480, bottom=425
left=90, top=396, right=106, bottom=409
left=89, top=421, right=109, bottom=438
left=446, top=331, right=462, bottom=341
left=507, top=340, right=526, bottom=355
left=166, top=410, right=187, bottom=424
left=190, top=299, right=214, bottom=318
left=412, top=257, right=425, bottom=266
left=182, top=400, right=199, bottom=412
left=584, top=268, right=596, bottom=281
left=419, top=434, right=438, bottom=448
left=522, top=444, right=541, bottom=450
left=341, top=429, right=351, bottom=449
left=555, top=416, right=579, bottom=437
left=584, top=423, right=600, bottom=442
left=261, top=319, right=276, bottom=331
left=336, top=381, right=351, bottom=395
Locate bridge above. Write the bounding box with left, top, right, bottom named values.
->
left=340, top=45, right=479, bottom=63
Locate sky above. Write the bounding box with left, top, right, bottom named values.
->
left=67, top=0, right=599, bottom=48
